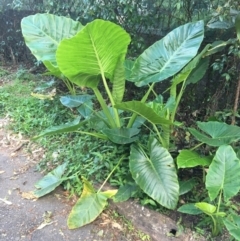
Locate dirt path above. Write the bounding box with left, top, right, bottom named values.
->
left=0, top=151, right=104, bottom=241
left=0, top=118, right=132, bottom=241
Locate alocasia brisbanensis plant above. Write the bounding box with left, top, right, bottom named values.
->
left=21, top=13, right=206, bottom=228
left=21, top=13, right=84, bottom=94
left=178, top=121, right=240, bottom=239
left=176, top=15, right=240, bottom=239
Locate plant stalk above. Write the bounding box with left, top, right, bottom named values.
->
left=190, top=142, right=204, bottom=151
left=217, top=189, right=223, bottom=214
left=101, top=75, right=121, bottom=127
left=97, top=155, right=126, bottom=193
left=210, top=214, right=218, bottom=236
left=93, top=87, right=117, bottom=128
left=127, top=82, right=155, bottom=128
left=171, top=80, right=186, bottom=123
left=152, top=123, right=166, bottom=147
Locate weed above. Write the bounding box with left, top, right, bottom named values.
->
left=0, top=78, right=71, bottom=135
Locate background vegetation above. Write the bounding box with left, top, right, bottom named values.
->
left=1, top=0, right=239, bottom=113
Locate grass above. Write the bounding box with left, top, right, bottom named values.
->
left=0, top=78, right=72, bottom=135
left=0, top=67, right=130, bottom=195
left=0, top=68, right=154, bottom=240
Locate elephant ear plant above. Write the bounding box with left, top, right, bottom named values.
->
left=177, top=121, right=240, bottom=239
left=176, top=16, right=240, bottom=239
left=21, top=13, right=84, bottom=94
left=21, top=13, right=205, bottom=229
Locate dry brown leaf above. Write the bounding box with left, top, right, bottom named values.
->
left=111, top=222, right=123, bottom=231
left=21, top=191, right=37, bottom=200
left=100, top=220, right=111, bottom=226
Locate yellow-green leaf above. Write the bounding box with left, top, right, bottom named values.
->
left=67, top=178, right=115, bottom=229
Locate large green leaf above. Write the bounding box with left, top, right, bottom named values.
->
left=21, top=13, right=83, bottom=66
left=34, top=163, right=67, bottom=197
left=129, top=138, right=179, bottom=209
left=206, top=145, right=240, bottom=202
left=60, top=95, right=93, bottom=108
left=67, top=178, right=117, bottom=229
left=170, top=44, right=211, bottom=97
left=102, top=127, right=140, bottom=144
left=115, top=101, right=172, bottom=125
left=130, top=21, right=204, bottom=86
left=189, top=121, right=240, bottom=146
left=177, top=150, right=211, bottom=168
left=34, top=117, right=84, bottom=139
left=223, top=215, right=240, bottom=240
left=56, top=19, right=131, bottom=86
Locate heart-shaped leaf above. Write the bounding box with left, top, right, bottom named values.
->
left=67, top=178, right=117, bottom=229
left=179, top=178, right=197, bottom=195
left=223, top=215, right=240, bottom=240
left=77, top=100, right=93, bottom=119
left=34, top=163, right=67, bottom=197
left=129, top=138, right=179, bottom=209
left=177, top=150, right=211, bottom=168
left=206, top=145, right=240, bottom=202
left=21, top=13, right=83, bottom=66
left=189, top=121, right=240, bottom=146
left=124, top=59, right=135, bottom=80
left=57, top=19, right=131, bottom=87
left=112, top=55, right=126, bottom=104
left=130, top=21, right=204, bottom=86
left=186, top=57, right=209, bottom=85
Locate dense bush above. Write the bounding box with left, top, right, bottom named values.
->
left=0, top=0, right=225, bottom=63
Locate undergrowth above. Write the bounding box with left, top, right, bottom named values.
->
left=0, top=69, right=131, bottom=196
left=1, top=67, right=238, bottom=240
